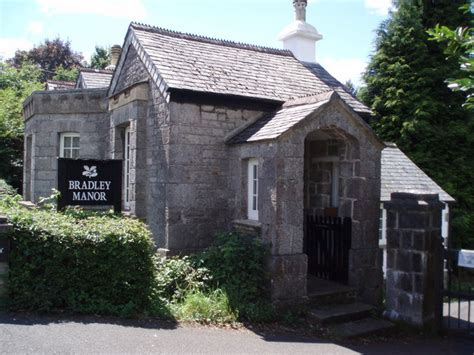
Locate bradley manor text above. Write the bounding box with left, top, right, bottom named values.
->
left=68, top=180, right=112, bottom=201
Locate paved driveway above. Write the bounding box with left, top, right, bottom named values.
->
left=1, top=313, right=473, bottom=354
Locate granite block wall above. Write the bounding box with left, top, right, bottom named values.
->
left=23, top=89, right=109, bottom=202
left=384, top=193, right=444, bottom=329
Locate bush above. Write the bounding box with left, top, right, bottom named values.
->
left=196, top=232, right=269, bottom=304
left=155, top=256, right=211, bottom=302
left=171, top=289, right=237, bottom=324
left=0, top=179, right=17, bottom=197
left=0, top=200, right=157, bottom=317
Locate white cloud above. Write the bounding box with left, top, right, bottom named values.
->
left=27, top=21, right=44, bottom=35
left=364, top=0, right=394, bottom=16
left=319, top=57, right=367, bottom=87
left=0, top=38, right=33, bottom=60
left=36, top=0, right=147, bottom=20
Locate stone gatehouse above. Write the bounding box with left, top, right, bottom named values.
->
left=22, top=1, right=384, bottom=304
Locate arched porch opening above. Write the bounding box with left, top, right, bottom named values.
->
left=303, top=127, right=360, bottom=285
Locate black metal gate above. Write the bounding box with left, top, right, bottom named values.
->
left=304, top=214, right=351, bottom=284
left=443, top=249, right=474, bottom=336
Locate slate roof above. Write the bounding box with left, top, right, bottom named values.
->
left=76, top=68, right=113, bottom=89
left=302, top=62, right=371, bottom=114
left=45, top=80, right=75, bottom=91
left=227, top=91, right=335, bottom=144
left=381, top=144, right=454, bottom=202
left=118, top=23, right=371, bottom=114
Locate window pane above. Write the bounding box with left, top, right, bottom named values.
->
left=71, top=149, right=79, bottom=159
left=253, top=165, right=257, bottom=179
left=253, top=196, right=257, bottom=210
left=64, top=149, right=71, bottom=158
left=64, top=137, right=71, bottom=148
left=72, top=137, right=80, bottom=148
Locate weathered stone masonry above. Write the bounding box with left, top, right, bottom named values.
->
left=384, top=193, right=444, bottom=328
left=23, top=21, right=386, bottom=305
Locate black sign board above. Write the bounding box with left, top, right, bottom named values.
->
left=57, top=159, right=122, bottom=213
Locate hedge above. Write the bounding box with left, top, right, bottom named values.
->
left=0, top=197, right=156, bottom=316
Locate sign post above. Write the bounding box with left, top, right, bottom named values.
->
left=57, top=159, right=123, bottom=213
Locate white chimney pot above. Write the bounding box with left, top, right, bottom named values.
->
left=278, top=0, right=323, bottom=63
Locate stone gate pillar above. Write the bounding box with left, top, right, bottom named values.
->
left=383, top=193, right=444, bottom=330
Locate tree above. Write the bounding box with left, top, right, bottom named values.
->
left=428, top=4, right=473, bottom=110
left=360, top=0, right=474, bottom=248
left=0, top=62, right=43, bottom=191
left=90, top=46, right=111, bottom=69
left=52, top=65, right=79, bottom=82
left=344, top=80, right=356, bottom=96
left=8, top=38, right=83, bottom=81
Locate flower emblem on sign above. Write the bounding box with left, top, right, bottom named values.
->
left=82, top=165, right=98, bottom=178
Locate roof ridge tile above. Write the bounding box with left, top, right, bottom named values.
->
left=130, top=22, right=294, bottom=56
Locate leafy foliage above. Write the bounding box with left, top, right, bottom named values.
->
left=360, top=0, right=474, bottom=248
left=90, top=46, right=111, bottom=70
left=428, top=4, right=473, bottom=110
left=52, top=65, right=79, bottom=82
left=0, top=179, right=17, bottom=196
left=197, top=232, right=269, bottom=304
left=170, top=289, right=237, bottom=324
left=155, top=256, right=211, bottom=302
left=8, top=38, right=83, bottom=81
left=0, top=62, right=43, bottom=190
left=0, top=199, right=157, bottom=317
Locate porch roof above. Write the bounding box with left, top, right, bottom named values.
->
left=381, top=144, right=455, bottom=202
left=227, top=90, right=335, bottom=144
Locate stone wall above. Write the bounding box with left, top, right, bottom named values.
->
left=272, top=101, right=384, bottom=304
left=108, top=45, right=171, bottom=249
left=384, top=193, right=444, bottom=329
left=165, top=101, right=264, bottom=252
left=23, top=89, right=109, bottom=202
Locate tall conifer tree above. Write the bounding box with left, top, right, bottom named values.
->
left=360, top=0, right=473, bottom=247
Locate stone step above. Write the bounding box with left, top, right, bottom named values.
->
left=307, top=280, right=357, bottom=306
left=328, top=318, right=394, bottom=338
left=308, top=303, right=374, bottom=325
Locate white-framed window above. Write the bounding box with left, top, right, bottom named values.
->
left=123, top=126, right=131, bottom=210
left=59, top=133, right=80, bottom=158
left=247, top=158, right=259, bottom=220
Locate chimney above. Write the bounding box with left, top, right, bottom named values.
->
left=278, top=0, right=323, bottom=63
left=106, top=45, right=122, bottom=70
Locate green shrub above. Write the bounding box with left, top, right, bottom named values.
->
left=196, top=232, right=269, bottom=305
left=1, top=201, right=157, bottom=317
left=171, top=289, right=237, bottom=324
left=0, top=179, right=16, bottom=197
left=155, top=256, right=211, bottom=302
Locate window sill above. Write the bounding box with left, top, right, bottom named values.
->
left=232, top=219, right=262, bottom=237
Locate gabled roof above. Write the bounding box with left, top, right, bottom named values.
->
left=108, top=23, right=371, bottom=115
left=45, top=80, right=75, bottom=91
left=227, top=90, right=335, bottom=144
left=76, top=68, right=113, bottom=89
left=302, top=62, right=371, bottom=115
left=381, top=144, right=454, bottom=202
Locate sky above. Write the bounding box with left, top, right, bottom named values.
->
left=0, top=0, right=393, bottom=87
